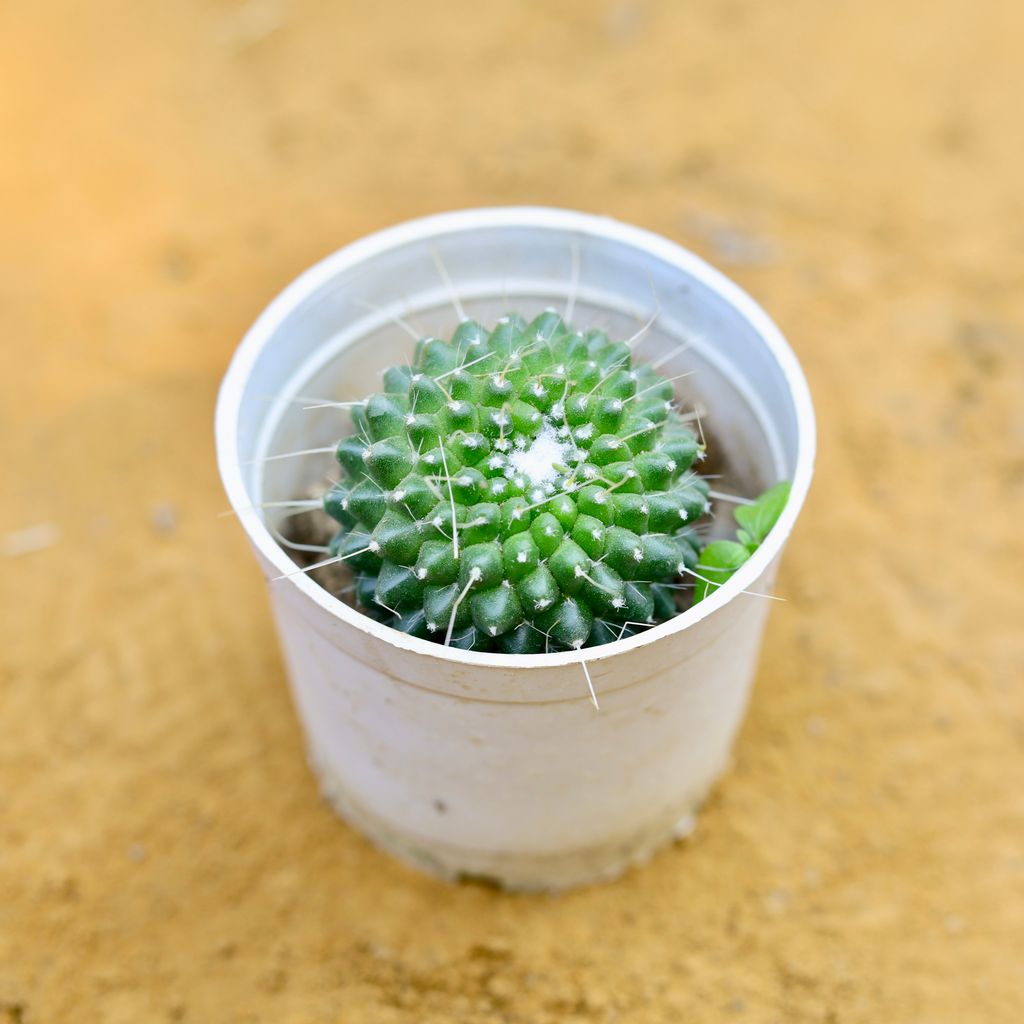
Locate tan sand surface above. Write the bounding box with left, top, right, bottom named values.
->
left=1, top=1, right=1022, bottom=1020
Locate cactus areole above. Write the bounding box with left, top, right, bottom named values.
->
left=320, top=311, right=776, bottom=654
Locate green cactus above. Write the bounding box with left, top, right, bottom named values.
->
left=319, top=310, right=778, bottom=653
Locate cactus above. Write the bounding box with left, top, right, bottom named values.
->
left=319, top=310, right=780, bottom=653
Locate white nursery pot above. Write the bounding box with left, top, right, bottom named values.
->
left=216, top=207, right=815, bottom=890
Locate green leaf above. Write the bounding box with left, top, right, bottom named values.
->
left=691, top=540, right=751, bottom=603
left=734, top=481, right=791, bottom=548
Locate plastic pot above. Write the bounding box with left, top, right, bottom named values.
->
left=215, top=207, right=815, bottom=890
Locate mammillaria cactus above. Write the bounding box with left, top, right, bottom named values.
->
left=317, top=310, right=778, bottom=653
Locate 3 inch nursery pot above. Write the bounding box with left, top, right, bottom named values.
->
left=215, top=207, right=816, bottom=891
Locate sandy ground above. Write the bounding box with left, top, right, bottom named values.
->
left=2, top=1, right=1023, bottom=1021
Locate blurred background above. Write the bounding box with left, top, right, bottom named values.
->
left=1, top=1, right=1022, bottom=1021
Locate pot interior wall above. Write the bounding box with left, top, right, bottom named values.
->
left=231, top=220, right=798, bottom=581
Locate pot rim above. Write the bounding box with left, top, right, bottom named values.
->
left=216, top=206, right=816, bottom=670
